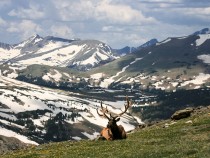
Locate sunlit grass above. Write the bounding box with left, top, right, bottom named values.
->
left=3, top=111, right=210, bottom=158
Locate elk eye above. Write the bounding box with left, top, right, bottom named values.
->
left=116, top=118, right=120, bottom=122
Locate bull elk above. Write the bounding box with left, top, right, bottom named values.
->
left=97, top=97, right=132, bottom=140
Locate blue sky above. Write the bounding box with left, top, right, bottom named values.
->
left=0, top=0, right=210, bottom=48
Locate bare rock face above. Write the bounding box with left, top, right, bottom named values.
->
left=171, top=108, right=194, bottom=120
left=0, top=135, right=29, bottom=154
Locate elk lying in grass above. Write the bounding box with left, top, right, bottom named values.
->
left=99, top=128, right=113, bottom=140
left=97, top=97, right=132, bottom=140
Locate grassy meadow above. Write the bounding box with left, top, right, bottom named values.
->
left=2, top=107, right=210, bottom=158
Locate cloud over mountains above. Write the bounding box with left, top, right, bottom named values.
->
left=0, top=0, right=210, bottom=48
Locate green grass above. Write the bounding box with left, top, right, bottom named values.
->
left=2, top=111, right=210, bottom=158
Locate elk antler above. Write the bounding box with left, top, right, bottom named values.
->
left=111, top=96, right=132, bottom=118
left=97, top=101, right=110, bottom=120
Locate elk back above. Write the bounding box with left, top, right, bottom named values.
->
left=118, top=125, right=127, bottom=139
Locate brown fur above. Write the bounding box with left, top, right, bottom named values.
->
left=100, top=127, right=113, bottom=140
left=118, top=125, right=127, bottom=139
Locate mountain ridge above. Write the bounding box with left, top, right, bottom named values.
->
left=0, top=35, right=117, bottom=71
left=1, top=28, right=210, bottom=91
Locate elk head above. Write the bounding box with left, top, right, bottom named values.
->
left=97, top=97, right=132, bottom=140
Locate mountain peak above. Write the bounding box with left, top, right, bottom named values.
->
left=193, top=28, right=210, bottom=35
left=138, top=38, right=158, bottom=49
left=25, top=34, right=43, bottom=44
left=43, top=36, right=77, bottom=43
left=33, top=34, right=41, bottom=38
left=28, top=34, right=42, bottom=41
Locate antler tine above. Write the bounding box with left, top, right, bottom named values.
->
left=110, top=112, right=117, bottom=119
left=117, top=96, right=132, bottom=116
left=97, top=101, right=110, bottom=120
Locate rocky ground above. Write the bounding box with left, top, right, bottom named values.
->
left=0, top=135, right=33, bottom=154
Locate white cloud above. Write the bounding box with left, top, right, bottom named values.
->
left=0, top=17, right=7, bottom=26
left=202, top=7, right=210, bottom=15
left=52, top=0, right=156, bottom=24
left=50, top=24, right=74, bottom=38
left=162, top=7, right=210, bottom=22
left=98, top=22, right=201, bottom=48
left=121, top=33, right=146, bottom=46
left=184, top=7, right=210, bottom=16
left=146, top=0, right=181, bottom=2
left=52, top=0, right=95, bottom=21
left=102, top=26, right=125, bottom=32
left=8, top=3, right=45, bottom=19
left=0, top=0, right=210, bottom=48
left=7, top=20, right=42, bottom=40
left=95, top=0, right=156, bottom=24
left=81, top=31, right=146, bottom=48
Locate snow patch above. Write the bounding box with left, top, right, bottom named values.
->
left=82, top=132, right=99, bottom=140
left=195, top=34, right=210, bottom=46
left=0, top=127, right=38, bottom=145
left=42, top=69, right=62, bottom=82
left=100, top=58, right=142, bottom=88
left=133, top=116, right=144, bottom=124
left=35, top=41, right=69, bottom=54
left=197, top=54, right=210, bottom=64
left=156, top=38, right=171, bottom=45
left=181, top=73, right=210, bottom=87
left=7, top=72, right=18, bottom=78
left=90, top=73, right=104, bottom=80
left=72, top=136, right=82, bottom=141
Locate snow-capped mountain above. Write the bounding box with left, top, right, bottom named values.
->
left=0, top=35, right=117, bottom=71
left=88, top=28, right=210, bottom=91
left=1, top=28, right=210, bottom=92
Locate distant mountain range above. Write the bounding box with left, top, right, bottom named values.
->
left=1, top=28, right=210, bottom=90
left=0, top=28, right=210, bottom=91
left=0, top=34, right=159, bottom=71
left=113, top=38, right=158, bottom=57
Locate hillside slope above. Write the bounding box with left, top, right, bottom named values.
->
left=89, top=32, right=210, bottom=90
left=0, top=74, right=139, bottom=144
left=2, top=106, right=210, bottom=158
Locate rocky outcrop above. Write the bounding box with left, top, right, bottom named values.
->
left=171, top=108, right=194, bottom=120
left=0, top=135, right=29, bottom=154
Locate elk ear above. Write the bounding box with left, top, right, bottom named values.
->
left=116, top=117, right=120, bottom=122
